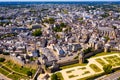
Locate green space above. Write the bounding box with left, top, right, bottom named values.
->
left=56, top=72, right=64, bottom=80
left=51, top=72, right=64, bottom=80
left=78, top=72, right=105, bottom=80
left=0, top=68, right=9, bottom=75
left=66, top=69, right=74, bottom=73
left=1, top=65, right=12, bottom=72
left=0, top=33, right=17, bottom=39
left=7, top=73, right=29, bottom=80
left=60, top=63, right=87, bottom=69
left=82, top=71, right=90, bottom=75
left=78, top=67, right=86, bottom=70
left=89, top=64, right=101, bottom=72
left=95, top=58, right=106, bottom=66
left=69, top=75, right=78, bottom=78
left=32, top=29, right=42, bottom=36
left=53, top=23, right=67, bottom=32
left=60, top=53, right=120, bottom=80
left=83, top=47, right=93, bottom=55
left=103, top=55, right=120, bottom=67
left=43, top=18, right=55, bottom=24
left=103, top=64, right=112, bottom=74
left=91, top=52, right=119, bottom=58
left=4, top=60, right=36, bottom=76
left=0, top=60, right=36, bottom=80
left=0, top=58, right=5, bottom=62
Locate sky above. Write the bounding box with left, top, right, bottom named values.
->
left=0, top=0, right=120, bottom=1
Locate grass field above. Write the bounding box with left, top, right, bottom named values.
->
left=89, top=64, right=101, bottom=72
left=4, top=60, right=36, bottom=76
left=0, top=60, right=36, bottom=80
left=95, top=58, right=106, bottom=66
left=60, top=63, right=87, bottom=69
left=56, top=72, right=64, bottom=80
left=91, top=52, right=119, bottom=58
left=0, top=68, right=9, bottom=75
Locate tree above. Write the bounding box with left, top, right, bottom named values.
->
left=103, top=64, right=112, bottom=74
left=26, top=71, right=32, bottom=77
left=51, top=73, right=58, bottom=80
left=43, top=18, right=55, bottom=24
left=0, top=50, right=3, bottom=54
left=60, top=23, right=66, bottom=28
left=0, top=58, right=5, bottom=62
left=3, top=52, right=10, bottom=55
left=112, top=26, right=117, bottom=29
left=53, top=26, right=62, bottom=32
left=104, top=36, right=110, bottom=42
left=49, top=18, right=55, bottom=24
left=83, top=47, right=92, bottom=54
left=32, top=29, right=42, bottom=37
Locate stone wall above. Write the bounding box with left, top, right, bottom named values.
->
left=0, top=54, right=38, bottom=69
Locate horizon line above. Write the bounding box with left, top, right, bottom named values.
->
left=0, top=1, right=120, bottom=2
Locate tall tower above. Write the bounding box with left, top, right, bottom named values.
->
left=104, top=44, right=110, bottom=53
left=79, top=52, right=84, bottom=64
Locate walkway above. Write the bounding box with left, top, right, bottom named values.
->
left=0, top=73, right=12, bottom=80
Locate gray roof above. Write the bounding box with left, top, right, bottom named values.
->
left=41, top=48, right=56, bottom=62
left=98, top=27, right=114, bottom=31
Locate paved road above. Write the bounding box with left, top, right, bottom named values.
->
left=95, top=71, right=120, bottom=80
left=102, top=71, right=120, bottom=80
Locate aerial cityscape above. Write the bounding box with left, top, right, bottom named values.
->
left=0, top=1, right=120, bottom=80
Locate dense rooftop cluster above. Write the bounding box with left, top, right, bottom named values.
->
left=0, top=2, right=120, bottom=80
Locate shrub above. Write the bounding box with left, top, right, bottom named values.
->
left=32, top=29, right=42, bottom=36
left=103, top=64, right=112, bottom=74
left=3, top=52, right=10, bottom=55
left=0, top=58, right=5, bottom=62
left=51, top=73, right=58, bottom=80
left=26, top=71, right=32, bottom=77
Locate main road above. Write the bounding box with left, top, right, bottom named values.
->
left=95, top=71, right=120, bottom=80
left=102, top=71, right=120, bottom=80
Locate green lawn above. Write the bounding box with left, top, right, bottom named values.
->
left=78, top=67, right=86, bottom=70
left=82, top=71, right=90, bottom=75
left=0, top=60, right=36, bottom=80
left=103, top=55, right=120, bottom=67
left=1, top=65, right=12, bottom=72
left=96, top=58, right=106, bottom=66
left=66, top=69, right=74, bottom=73
left=4, top=61, right=36, bottom=76
left=89, top=64, right=101, bottom=72
left=60, top=63, right=87, bottom=69
left=91, top=52, right=119, bottom=58
left=7, top=73, right=29, bottom=80
left=56, top=72, right=64, bottom=80
left=0, top=68, right=9, bottom=75
left=69, top=75, right=78, bottom=78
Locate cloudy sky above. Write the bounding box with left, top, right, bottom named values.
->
left=0, top=0, right=120, bottom=2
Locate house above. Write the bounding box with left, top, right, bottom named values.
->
left=32, top=50, right=40, bottom=57
left=68, top=43, right=81, bottom=52
left=40, top=48, right=57, bottom=66
left=53, top=44, right=65, bottom=57
left=31, top=24, right=41, bottom=30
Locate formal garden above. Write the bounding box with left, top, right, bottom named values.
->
left=59, top=52, right=120, bottom=80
